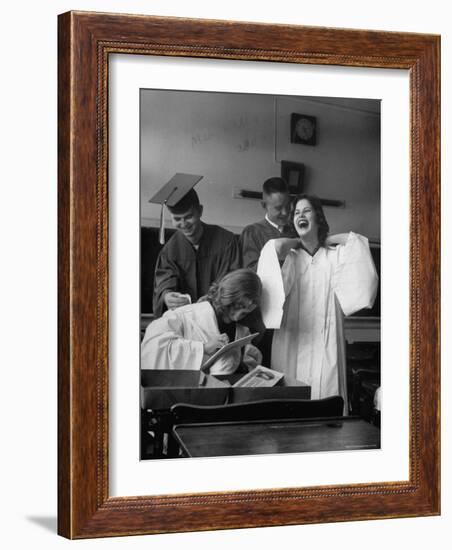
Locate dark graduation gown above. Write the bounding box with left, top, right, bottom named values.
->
left=239, top=219, right=298, bottom=270
left=153, top=223, right=241, bottom=317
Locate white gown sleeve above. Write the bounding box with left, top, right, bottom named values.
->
left=141, top=311, right=204, bottom=370
left=332, top=232, right=379, bottom=316
left=257, top=240, right=290, bottom=329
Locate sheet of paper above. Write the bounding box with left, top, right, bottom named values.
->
left=201, top=332, right=260, bottom=372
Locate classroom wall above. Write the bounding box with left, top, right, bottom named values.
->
left=141, top=90, right=380, bottom=239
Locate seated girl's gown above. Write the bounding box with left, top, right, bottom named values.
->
left=141, top=301, right=247, bottom=374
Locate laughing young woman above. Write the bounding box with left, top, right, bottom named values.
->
left=257, top=194, right=378, bottom=409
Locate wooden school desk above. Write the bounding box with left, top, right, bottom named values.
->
left=173, top=416, right=380, bottom=458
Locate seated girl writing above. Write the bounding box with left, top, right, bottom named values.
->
left=141, top=268, right=263, bottom=374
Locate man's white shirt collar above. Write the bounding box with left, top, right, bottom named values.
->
left=265, top=214, right=281, bottom=231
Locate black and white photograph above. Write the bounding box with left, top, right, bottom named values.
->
left=3, top=0, right=446, bottom=546
left=139, top=88, right=381, bottom=460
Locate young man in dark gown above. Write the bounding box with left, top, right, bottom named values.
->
left=153, top=189, right=241, bottom=317
left=239, top=177, right=297, bottom=270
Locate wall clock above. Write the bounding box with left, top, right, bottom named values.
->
left=291, top=113, right=317, bottom=145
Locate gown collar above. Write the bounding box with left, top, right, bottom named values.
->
left=298, top=241, right=322, bottom=257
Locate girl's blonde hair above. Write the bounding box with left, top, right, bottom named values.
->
left=202, top=268, right=262, bottom=319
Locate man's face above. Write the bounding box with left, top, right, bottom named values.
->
left=169, top=205, right=203, bottom=244
left=263, top=192, right=292, bottom=226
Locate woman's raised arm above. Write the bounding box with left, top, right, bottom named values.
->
left=274, top=237, right=300, bottom=260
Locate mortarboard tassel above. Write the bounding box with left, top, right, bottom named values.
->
left=159, top=201, right=166, bottom=245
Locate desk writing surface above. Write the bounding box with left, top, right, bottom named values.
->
left=173, top=417, right=380, bottom=458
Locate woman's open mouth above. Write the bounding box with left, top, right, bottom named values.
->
left=297, top=219, right=308, bottom=229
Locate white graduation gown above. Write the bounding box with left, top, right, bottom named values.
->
left=257, top=232, right=378, bottom=402
left=141, top=301, right=248, bottom=374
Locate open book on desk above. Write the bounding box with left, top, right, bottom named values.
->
left=233, top=365, right=284, bottom=388
left=201, top=332, right=259, bottom=372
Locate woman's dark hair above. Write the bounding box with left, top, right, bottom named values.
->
left=294, top=194, right=330, bottom=246
left=202, top=268, right=262, bottom=320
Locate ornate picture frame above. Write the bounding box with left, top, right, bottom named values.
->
left=58, top=11, right=440, bottom=538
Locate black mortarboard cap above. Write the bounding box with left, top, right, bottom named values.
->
left=148, top=173, right=203, bottom=244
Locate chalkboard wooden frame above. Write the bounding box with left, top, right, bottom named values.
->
left=58, top=11, right=440, bottom=538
